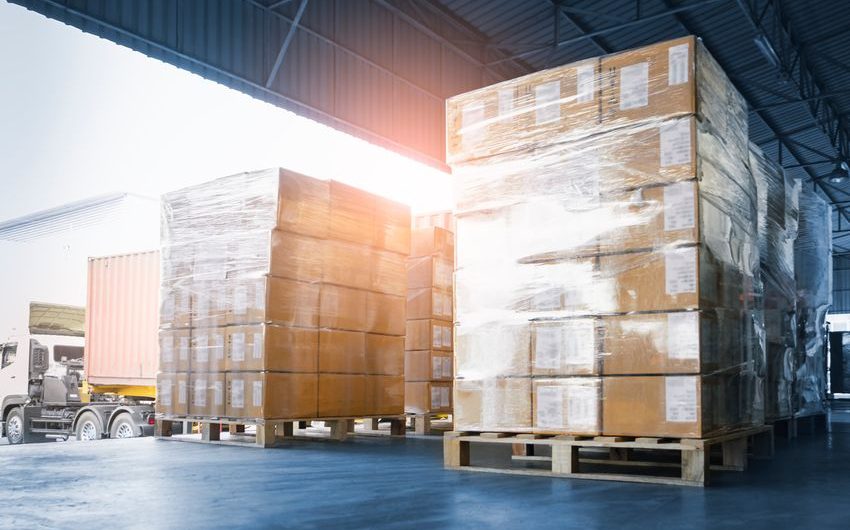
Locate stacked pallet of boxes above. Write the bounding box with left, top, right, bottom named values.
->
left=794, top=187, right=831, bottom=417
left=155, top=168, right=409, bottom=437
left=751, top=144, right=799, bottom=421
left=446, top=36, right=764, bottom=438
left=405, top=225, right=455, bottom=420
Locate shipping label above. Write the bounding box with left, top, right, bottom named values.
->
left=534, top=80, right=561, bottom=124
left=576, top=65, right=596, bottom=103
left=195, top=335, right=209, bottom=363
left=565, top=384, right=599, bottom=431
left=663, top=181, right=696, bottom=231
left=665, top=376, right=698, bottom=422
left=161, top=337, right=174, bottom=363
left=534, top=326, right=562, bottom=370
left=660, top=118, right=692, bottom=167
left=536, top=385, right=564, bottom=429
left=178, top=380, right=187, bottom=405
left=667, top=312, right=700, bottom=360
left=253, top=332, right=264, bottom=359
left=563, top=319, right=596, bottom=367
left=668, top=43, right=690, bottom=85
left=194, top=378, right=207, bottom=407
left=498, top=87, right=514, bottom=117
left=231, top=380, right=244, bottom=409
left=233, top=286, right=248, bottom=315
left=231, top=332, right=245, bottom=362
left=159, top=381, right=172, bottom=407
left=252, top=381, right=263, bottom=408
left=211, top=333, right=224, bottom=361
left=665, top=247, right=697, bottom=295
left=214, top=381, right=224, bottom=406
left=619, top=62, right=649, bottom=110
left=179, top=337, right=190, bottom=361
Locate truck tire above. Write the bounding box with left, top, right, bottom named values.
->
left=75, top=412, right=103, bottom=441
left=109, top=413, right=137, bottom=439
left=5, top=408, right=25, bottom=445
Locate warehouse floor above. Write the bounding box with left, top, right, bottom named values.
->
left=2, top=421, right=850, bottom=529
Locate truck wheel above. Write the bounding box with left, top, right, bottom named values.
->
left=6, top=408, right=25, bottom=445
left=75, top=412, right=103, bottom=441
left=109, top=413, right=137, bottom=439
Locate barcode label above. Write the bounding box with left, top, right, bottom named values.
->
left=498, top=87, right=514, bottom=117
left=619, top=62, right=649, bottom=110
left=665, top=376, right=698, bottom=422
left=667, top=312, right=700, bottom=360
left=231, top=332, right=245, bottom=362
left=663, top=181, right=696, bottom=231
left=536, top=386, right=564, bottom=429
left=535, top=81, right=561, bottom=124
left=668, top=43, right=689, bottom=85
left=576, top=65, right=595, bottom=103
left=665, top=247, right=698, bottom=295
left=660, top=119, right=692, bottom=167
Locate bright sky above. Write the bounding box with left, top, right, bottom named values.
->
left=0, top=1, right=453, bottom=221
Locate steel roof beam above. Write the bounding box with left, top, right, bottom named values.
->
left=265, top=0, right=309, bottom=88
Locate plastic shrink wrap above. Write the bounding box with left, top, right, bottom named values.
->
left=157, top=168, right=409, bottom=420
left=794, top=186, right=831, bottom=417
left=448, top=36, right=765, bottom=438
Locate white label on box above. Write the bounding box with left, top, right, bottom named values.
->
left=195, top=335, right=208, bottom=363
left=663, top=181, right=696, bottom=231
left=533, top=289, right=562, bottom=311
left=436, top=261, right=452, bottom=289
left=195, top=291, right=208, bottom=319
left=161, top=296, right=175, bottom=322
left=442, top=325, right=452, bottom=349
left=534, top=327, right=562, bottom=369
left=668, top=43, right=689, bottom=85
left=660, top=118, right=692, bottom=167
left=442, top=292, right=453, bottom=318
left=161, top=337, right=174, bottom=363
left=619, top=62, right=649, bottom=110
left=498, top=87, right=514, bottom=117
left=536, top=386, right=564, bottom=429
left=177, top=290, right=190, bottom=313
left=566, top=384, right=598, bottom=431
left=665, top=376, right=698, bottom=422
left=440, top=387, right=450, bottom=409
left=563, top=319, right=596, bottom=367
left=461, top=102, right=485, bottom=145
left=254, top=280, right=265, bottom=311
left=194, top=378, right=207, bottom=407
left=231, top=332, right=245, bottom=362
left=178, top=380, right=187, bottom=405
left=252, top=381, right=263, bottom=408
left=576, top=65, right=595, bottom=103
left=159, top=380, right=172, bottom=407
left=442, top=357, right=453, bottom=379
left=214, top=381, right=224, bottom=406
left=253, top=332, right=264, bottom=359
left=667, top=312, right=700, bottom=360
left=432, top=324, right=441, bottom=349
left=179, top=337, right=190, bottom=361
left=535, top=81, right=561, bottom=124
left=665, top=247, right=697, bottom=295
left=432, top=357, right=442, bottom=379
left=431, top=387, right=442, bottom=409
left=231, top=380, right=244, bottom=409
left=233, top=286, right=248, bottom=315
left=211, top=333, right=224, bottom=361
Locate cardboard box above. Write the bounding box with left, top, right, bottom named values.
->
left=190, top=281, right=228, bottom=328
left=410, top=226, right=455, bottom=260
left=269, top=230, right=324, bottom=283
left=159, top=328, right=191, bottom=373
left=407, top=256, right=453, bottom=290
left=320, top=284, right=367, bottom=331
left=533, top=378, right=602, bottom=435
left=370, top=375, right=405, bottom=415
left=190, top=327, right=226, bottom=373
left=406, top=287, right=453, bottom=321
left=365, top=334, right=405, bottom=376
left=406, top=319, right=453, bottom=351
left=277, top=170, right=330, bottom=239
left=189, top=372, right=226, bottom=417
left=370, top=250, right=406, bottom=296
left=455, top=322, right=529, bottom=378
left=225, top=323, right=319, bottom=372
left=454, top=378, right=532, bottom=432
left=366, top=291, right=406, bottom=336
left=318, top=374, right=368, bottom=417
left=405, top=381, right=452, bottom=414
left=531, top=319, right=600, bottom=376
left=330, top=181, right=374, bottom=246
left=374, top=195, right=411, bottom=255
left=319, top=329, right=366, bottom=374
left=602, top=373, right=759, bottom=438
left=226, top=276, right=320, bottom=327
left=404, top=350, right=453, bottom=382
left=225, top=372, right=318, bottom=420
left=156, top=372, right=188, bottom=416
left=323, top=240, right=373, bottom=291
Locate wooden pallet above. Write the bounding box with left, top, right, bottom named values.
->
left=770, top=413, right=827, bottom=439
left=155, top=415, right=405, bottom=448
left=444, top=426, right=774, bottom=487
left=406, top=413, right=453, bottom=435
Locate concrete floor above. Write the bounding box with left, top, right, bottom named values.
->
left=2, top=423, right=850, bottom=530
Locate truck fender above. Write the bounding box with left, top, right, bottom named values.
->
left=2, top=395, right=28, bottom=421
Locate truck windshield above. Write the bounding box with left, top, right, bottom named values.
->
left=54, top=345, right=84, bottom=363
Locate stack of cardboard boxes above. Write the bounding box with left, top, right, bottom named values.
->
left=447, top=36, right=765, bottom=438
left=155, top=169, right=409, bottom=423
left=404, top=226, right=455, bottom=416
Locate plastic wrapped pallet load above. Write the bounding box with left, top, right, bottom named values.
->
left=447, top=36, right=765, bottom=439
left=156, top=168, right=409, bottom=423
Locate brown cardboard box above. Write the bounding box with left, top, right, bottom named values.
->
left=190, top=327, right=226, bottom=373
left=190, top=281, right=228, bottom=328
left=225, top=324, right=319, bottom=372
left=374, top=195, right=411, bottom=255
left=599, top=36, right=696, bottom=128
left=277, top=170, right=330, bottom=239
left=226, top=276, right=320, bottom=327
left=413, top=211, right=454, bottom=233
left=365, top=334, right=405, bottom=376
left=323, top=240, right=372, bottom=291
left=370, top=375, right=405, bottom=415
left=407, top=255, right=453, bottom=290
left=410, top=227, right=455, bottom=260
left=405, top=381, right=452, bottom=414
left=366, top=291, right=406, bottom=336
left=330, top=181, right=374, bottom=246
left=318, top=374, right=368, bottom=417
left=533, top=378, right=602, bottom=435
left=159, top=328, right=191, bottom=373
left=319, top=329, right=366, bottom=374
left=600, top=311, right=742, bottom=375
left=156, top=372, right=189, bottom=416
left=320, top=284, right=367, bottom=331
left=404, top=350, right=453, bottom=382
left=454, top=378, right=532, bottom=432
left=189, top=372, right=226, bottom=417
left=407, top=287, right=453, bottom=321
left=226, top=372, right=318, bottom=419
left=406, top=319, right=453, bottom=351
left=371, top=250, right=407, bottom=296
left=531, top=319, right=600, bottom=376
left=269, top=230, right=324, bottom=283
left=455, top=322, right=530, bottom=378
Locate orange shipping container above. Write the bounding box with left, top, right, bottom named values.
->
left=85, top=251, right=160, bottom=387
